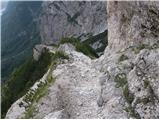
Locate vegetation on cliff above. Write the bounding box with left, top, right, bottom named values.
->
left=1, top=49, right=52, bottom=118
left=59, top=37, right=98, bottom=58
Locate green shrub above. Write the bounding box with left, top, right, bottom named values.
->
left=124, top=105, right=141, bottom=119
left=114, top=73, right=127, bottom=88
left=132, top=43, right=157, bottom=54
left=23, top=70, right=56, bottom=118
left=82, top=30, right=107, bottom=54
left=144, top=79, right=150, bottom=89
left=53, top=51, right=69, bottom=60
left=59, top=37, right=98, bottom=58
left=118, top=54, right=128, bottom=62
left=24, top=105, right=37, bottom=119
left=59, top=37, right=78, bottom=45
left=123, top=85, right=134, bottom=104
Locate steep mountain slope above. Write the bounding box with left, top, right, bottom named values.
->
left=4, top=1, right=159, bottom=119
left=1, top=1, right=107, bottom=82
left=1, top=1, right=42, bottom=81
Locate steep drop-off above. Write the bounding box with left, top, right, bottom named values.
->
left=1, top=1, right=42, bottom=82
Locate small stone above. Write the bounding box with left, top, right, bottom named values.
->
left=97, top=95, right=104, bottom=107
left=78, top=101, right=83, bottom=106
left=99, top=76, right=107, bottom=86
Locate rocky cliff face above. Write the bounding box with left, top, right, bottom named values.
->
left=39, top=1, right=107, bottom=44
left=5, top=1, right=159, bottom=119
left=39, top=1, right=107, bottom=55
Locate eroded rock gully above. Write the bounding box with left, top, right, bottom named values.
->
left=5, top=1, right=159, bottom=119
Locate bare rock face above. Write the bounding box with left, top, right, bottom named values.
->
left=39, top=1, right=107, bottom=44
left=97, top=1, right=159, bottom=119
left=107, top=1, right=158, bottom=52
left=5, top=1, right=158, bottom=119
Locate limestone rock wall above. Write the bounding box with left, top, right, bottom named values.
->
left=39, top=1, right=107, bottom=44
left=107, top=1, right=158, bottom=52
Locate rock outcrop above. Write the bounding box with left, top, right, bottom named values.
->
left=5, top=1, right=159, bottom=119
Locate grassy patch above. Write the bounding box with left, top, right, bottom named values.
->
left=124, top=105, right=141, bottom=119
left=114, top=73, right=127, bottom=88
left=123, top=85, right=141, bottom=118
left=59, top=37, right=98, bottom=58
left=53, top=51, right=69, bottom=60
left=132, top=43, right=158, bottom=54
left=23, top=71, right=55, bottom=118
left=132, top=44, right=147, bottom=54
left=118, top=54, right=128, bottom=62
left=24, top=105, right=37, bottom=119
left=123, top=85, right=134, bottom=104
left=143, top=79, right=150, bottom=89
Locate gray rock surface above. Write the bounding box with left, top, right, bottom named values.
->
left=107, top=1, right=158, bottom=52
left=43, top=109, right=70, bottom=119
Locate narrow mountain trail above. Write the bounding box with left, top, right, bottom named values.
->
left=33, top=44, right=128, bottom=119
